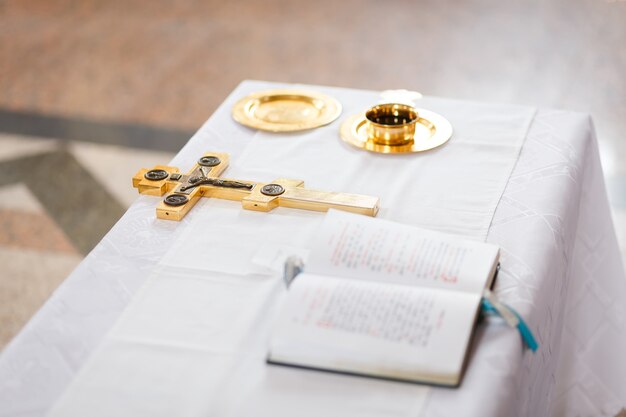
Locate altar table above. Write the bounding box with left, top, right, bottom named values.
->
left=0, top=81, right=624, bottom=417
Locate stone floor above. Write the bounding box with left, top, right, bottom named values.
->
left=0, top=133, right=175, bottom=345
left=0, top=0, right=625, bottom=349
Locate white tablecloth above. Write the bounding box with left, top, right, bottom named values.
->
left=46, top=81, right=535, bottom=417
left=0, top=81, right=624, bottom=417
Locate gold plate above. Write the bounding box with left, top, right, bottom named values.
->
left=232, top=89, right=342, bottom=132
left=339, top=108, right=453, bottom=154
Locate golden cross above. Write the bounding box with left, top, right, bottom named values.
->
left=133, top=152, right=380, bottom=220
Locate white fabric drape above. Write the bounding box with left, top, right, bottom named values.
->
left=0, top=81, right=623, bottom=417
left=46, top=81, right=535, bottom=417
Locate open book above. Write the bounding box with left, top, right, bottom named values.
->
left=267, top=210, right=500, bottom=386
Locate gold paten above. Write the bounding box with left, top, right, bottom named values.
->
left=232, top=89, right=342, bottom=132
left=133, top=152, right=379, bottom=221
left=340, top=108, right=453, bottom=154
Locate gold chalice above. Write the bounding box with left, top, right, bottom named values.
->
left=365, top=103, right=418, bottom=146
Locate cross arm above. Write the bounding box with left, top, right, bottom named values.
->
left=242, top=178, right=380, bottom=217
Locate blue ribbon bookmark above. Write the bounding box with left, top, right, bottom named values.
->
left=481, top=290, right=538, bottom=352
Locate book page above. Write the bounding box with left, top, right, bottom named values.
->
left=306, top=210, right=499, bottom=293
left=269, top=274, right=480, bottom=385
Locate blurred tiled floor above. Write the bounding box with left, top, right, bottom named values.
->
left=0, top=133, right=174, bottom=347
left=0, top=0, right=625, bottom=349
